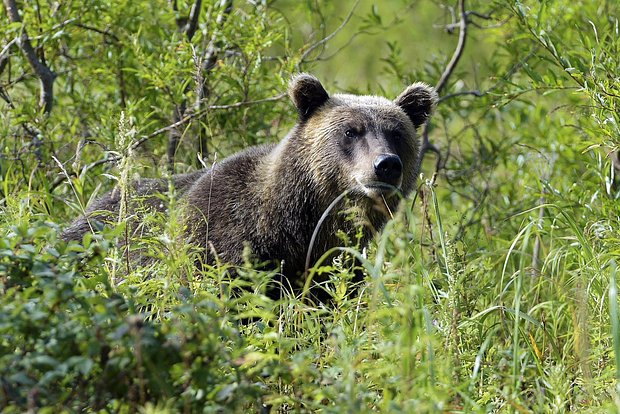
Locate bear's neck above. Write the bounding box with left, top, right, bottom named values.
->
left=252, top=139, right=347, bottom=272
left=261, top=142, right=331, bottom=228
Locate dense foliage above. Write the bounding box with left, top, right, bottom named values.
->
left=1, top=0, right=620, bottom=412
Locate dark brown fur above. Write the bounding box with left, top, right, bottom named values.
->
left=63, top=74, right=437, bottom=299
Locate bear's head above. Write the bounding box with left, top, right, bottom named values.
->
left=288, top=73, right=437, bottom=202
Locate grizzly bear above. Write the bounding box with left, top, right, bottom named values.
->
left=62, top=74, right=437, bottom=300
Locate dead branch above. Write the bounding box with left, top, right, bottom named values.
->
left=298, top=0, right=360, bottom=66
left=418, top=0, right=468, bottom=173
left=435, top=0, right=468, bottom=96
left=3, top=0, right=56, bottom=115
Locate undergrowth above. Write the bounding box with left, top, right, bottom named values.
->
left=2, top=171, right=619, bottom=412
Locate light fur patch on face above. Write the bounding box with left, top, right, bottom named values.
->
left=354, top=176, right=402, bottom=199
left=330, top=93, right=394, bottom=106
left=300, top=96, right=417, bottom=200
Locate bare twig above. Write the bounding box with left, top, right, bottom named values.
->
left=0, top=38, right=18, bottom=68
left=143, top=92, right=286, bottom=149
left=418, top=0, right=468, bottom=173
left=439, top=9, right=498, bottom=31
left=438, top=90, right=483, bottom=102
left=203, top=93, right=286, bottom=110
left=298, top=0, right=360, bottom=66
left=0, top=39, right=17, bottom=80
left=3, top=0, right=56, bottom=115
left=467, top=10, right=493, bottom=20
left=435, top=0, right=468, bottom=96
left=75, top=23, right=120, bottom=42
left=0, top=86, right=11, bottom=105
left=51, top=92, right=288, bottom=181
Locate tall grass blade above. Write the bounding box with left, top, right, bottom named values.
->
left=609, top=261, right=620, bottom=386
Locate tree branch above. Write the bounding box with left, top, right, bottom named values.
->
left=196, top=0, right=233, bottom=98
left=167, top=0, right=232, bottom=171
left=192, top=0, right=232, bottom=162
left=143, top=92, right=286, bottom=151
left=75, top=23, right=120, bottom=42
left=3, top=0, right=56, bottom=115
left=0, top=38, right=18, bottom=77
left=185, top=0, right=203, bottom=41
left=52, top=92, right=288, bottom=182
left=435, top=0, right=468, bottom=96
left=418, top=0, right=468, bottom=173
left=298, top=0, right=360, bottom=66
left=438, top=90, right=483, bottom=102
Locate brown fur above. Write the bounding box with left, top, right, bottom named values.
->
left=62, top=74, right=437, bottom=299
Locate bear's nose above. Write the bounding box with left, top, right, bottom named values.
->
left=373, top=154, right=403, bottom=184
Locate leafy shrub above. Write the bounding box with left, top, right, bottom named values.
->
left=0, top=223, right=279, bottom=412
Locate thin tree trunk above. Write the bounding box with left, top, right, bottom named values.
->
left=166, top=0, right=232, bottom=171
left=3, top=0, right=56, bottom=115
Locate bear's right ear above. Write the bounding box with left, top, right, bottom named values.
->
left=289, top=73, right=329, bottom=121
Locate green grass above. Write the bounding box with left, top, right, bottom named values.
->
left=4, top=172, right=618, bottom=412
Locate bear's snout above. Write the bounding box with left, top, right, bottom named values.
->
left=373, top=154, right=403, bottom=186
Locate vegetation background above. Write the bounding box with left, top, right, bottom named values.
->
left=1, top=0, right=620, bottom=412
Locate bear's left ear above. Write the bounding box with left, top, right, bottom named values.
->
left=394, top=82, right=438, bottom=129
left=289, top=73, right=330, bottom=121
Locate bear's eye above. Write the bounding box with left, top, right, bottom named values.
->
left=390, top=130, right=402, bottom=140
left=344, top=129, right=357, bottom=138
